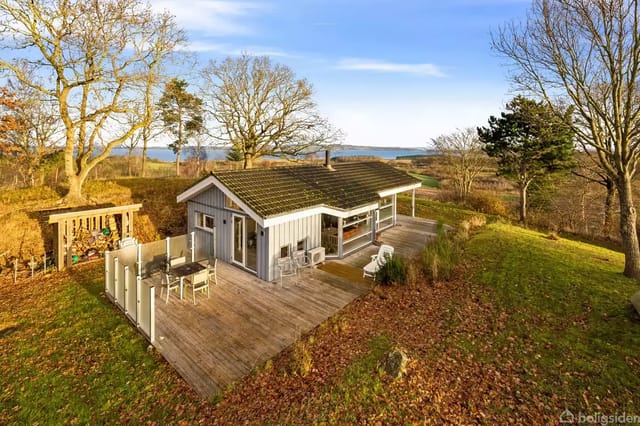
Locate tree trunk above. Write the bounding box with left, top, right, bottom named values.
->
left=243, top=154, right=254, bottom=169
left=603, top=180, right=616, bottom=239
left=64, top=174, right=86, bottom=205
left=175, top=147, right=181, bottom=177
left=62, top=139, right=86, bottom=204
left=141, top=137, right=148, bottom=178
left=617, top=175, right=640, bottom=278
left=127, top=147, right=134, bottom=177
left=519, top=182, right=529, bottom=225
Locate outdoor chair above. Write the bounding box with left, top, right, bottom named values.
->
left=293, top=250, right=309, bottom=271
left=160, top=270, right=180, bottom=303
left=169, top=256, right=186, bottom=269
left=362, top=244, right=394, bottom=279
left=207, top=258, right=218, bottom=286
left=277, top=256, right=297, bottom=287
left=184, top=269, right=209, bottom=304
left=118, top=237, right=137, bottom=249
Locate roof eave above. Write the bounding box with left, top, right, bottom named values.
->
left=378, top=182, right=422, bottom=198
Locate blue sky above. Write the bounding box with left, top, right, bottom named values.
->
left=150, top=0, right=530, bottom=148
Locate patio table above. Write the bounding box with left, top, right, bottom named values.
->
left=170, top=262, right=206, bottom=300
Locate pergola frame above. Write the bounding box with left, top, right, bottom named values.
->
left=48, top=204, right=142, bottom=271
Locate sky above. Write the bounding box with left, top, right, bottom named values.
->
left=149, top=0, right=531, bottom=149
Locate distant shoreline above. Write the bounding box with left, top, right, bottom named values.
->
left=110, top=146, right=433, bottom=162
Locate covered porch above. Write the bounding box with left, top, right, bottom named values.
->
left=336, top=214, right=439, bottom=269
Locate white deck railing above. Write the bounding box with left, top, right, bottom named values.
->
left=104, top=232, right=195, bottom=343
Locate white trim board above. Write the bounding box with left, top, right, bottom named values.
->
left=378, top=182, right=421, bottom=198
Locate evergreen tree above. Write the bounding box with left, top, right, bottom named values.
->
left=478, top=96, right=575, bottom=224
left=158, top=78, right=204, bottom=176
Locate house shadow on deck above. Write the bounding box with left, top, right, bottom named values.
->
left=151, top=215, right=439, bottom=399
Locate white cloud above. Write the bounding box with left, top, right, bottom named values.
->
left=317, top=94, right=507, bottom=148
left=150, top=0, right=262, bottom=36
left=336, top=58, right=447, bottom=77
left=181, top=40, right=292, bottom=57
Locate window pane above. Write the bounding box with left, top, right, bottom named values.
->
left=204, top=215, right=214, bottom=229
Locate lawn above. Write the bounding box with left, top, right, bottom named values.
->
left=408, top=172, right=440, bottom=188
left=397, top=194, right=482, bottom=226
left=462, top=224, right=640, bottom=415
left=0, top=264, right=211, bottom=424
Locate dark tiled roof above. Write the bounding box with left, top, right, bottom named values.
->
left=213, top=162, right=420, bottom=218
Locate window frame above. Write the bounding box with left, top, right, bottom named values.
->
left=195, top=211, right=215, bottom=233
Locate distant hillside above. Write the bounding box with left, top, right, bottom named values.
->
left=331, top=144, right=426, bottom=152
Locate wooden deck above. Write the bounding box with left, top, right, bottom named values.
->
left=337, top=214, right=439, bottom=268
left=151, top=261, right=369, bottom=398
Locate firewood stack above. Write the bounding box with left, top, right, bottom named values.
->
left=70, top=217, right=119, bottom=261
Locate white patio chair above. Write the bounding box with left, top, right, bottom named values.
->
left=184, top=269, right=209, bottom=304
left=207, top=258, right=218, bottom=286
left=277, top=256, right=297, bottom=287
left=169, top=256, right=186, bottom=268
left=363, top=244, right=394, bottom=279
left=160, top=270, right=180, bottom=303
left=293, top=250, right=309, bottom=270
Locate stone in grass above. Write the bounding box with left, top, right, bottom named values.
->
left=630, top=290, right=640, bottom=316
left=380, top=348, right=409, bottom=380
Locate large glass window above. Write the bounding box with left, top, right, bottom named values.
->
left=377, top=196, right=394, bottom=231
left=343, top=212, right=372, bottom=255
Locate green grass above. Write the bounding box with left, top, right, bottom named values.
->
left=397, top=195, right=484, bottom=226
left=463, top=223, right=640, bottom=412
left=0, top=265, right=206, bottom=424
left=408, top=173, right=439, bottom=188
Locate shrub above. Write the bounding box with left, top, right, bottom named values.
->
left=465, top=192, right=509, bottom=216
left=422, top=223, right=459, bottom=282
left=289, top=340, right=313, bottom=377
left=375, top=253, right=407, bottom=285
left=405, top=259, right=421, bottom=287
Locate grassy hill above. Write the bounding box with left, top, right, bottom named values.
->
left=1, top=199, right=639, bottom=423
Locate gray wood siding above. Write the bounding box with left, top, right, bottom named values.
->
left=187, top=187, right=234, bottom=265
left=266, top=214, right=321, bottom=281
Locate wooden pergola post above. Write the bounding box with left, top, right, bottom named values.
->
left=411, top=188, right=416, bottom=218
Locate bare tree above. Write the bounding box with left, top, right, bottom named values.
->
left=0, top=78, right=61, bottom=187
left=430, top=128, right=487, bottom=200
left=201, top=55, right=342, bottom=169
left=122, top=111, right=143, bottom=177
left=572, top=151, right=617, bottom=238
left=493, top=0, right=640, bottom=277
left=0, top=0, right=182, bottom=204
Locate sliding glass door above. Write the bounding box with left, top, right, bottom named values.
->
left=232, top=214, right=257, bottom=272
